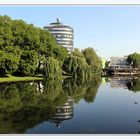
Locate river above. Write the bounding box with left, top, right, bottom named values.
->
left=0, top=76, right=140, bottom=134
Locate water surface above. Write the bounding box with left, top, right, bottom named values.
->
left=0, top=76, right=140, bottom=134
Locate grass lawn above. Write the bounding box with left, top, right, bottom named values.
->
left=0, top=75, right=43, bottom=83
left=0, top=74, right=72, bottom=83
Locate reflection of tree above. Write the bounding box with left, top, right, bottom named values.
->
left=63, top=78, right=87, bottom=103
left=84, top=84, right=99, bottom=103
left=42, top=79, right=68, bottom=108
left=84, top=73, right=101, bottom=103
left=0, top=83, right=21, bottom=113
left=63, top=73, right=101, bottom=103
left=127, top=78, right=140, bottom=93
left=0, top=80, right=68, bottom=134
left=0, top=74, right=101, bottom=134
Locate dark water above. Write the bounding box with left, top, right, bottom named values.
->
left=0, top=76, right=140, bottom=134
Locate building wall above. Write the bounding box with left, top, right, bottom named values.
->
left=44, top=19, right=74, bottom=53
left=109, top=56, right=131, bottom=69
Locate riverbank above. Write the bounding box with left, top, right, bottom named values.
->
left=0, top=75, right=43, bottom=83
left=0, top=75, right=72, bottom=83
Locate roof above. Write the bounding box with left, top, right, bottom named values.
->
left=44, top=18, right=73, bottom=29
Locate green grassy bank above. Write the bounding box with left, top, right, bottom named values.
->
left=0, top=75, right=43, bottom=83
left=0, top=75, right=72, bottom=83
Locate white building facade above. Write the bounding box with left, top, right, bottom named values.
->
left=109, top=56, right=132, bottom=69
left=44, top=18, right=74, bottom=53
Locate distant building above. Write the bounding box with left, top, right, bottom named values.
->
left=109, top=56, right=132, bottom=69
left=44, top=18, right=74, bottom=53
left=102, top=56, right=138, bottom=76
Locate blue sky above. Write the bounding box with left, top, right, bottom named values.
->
left=0, top=6, right=140, bottom=59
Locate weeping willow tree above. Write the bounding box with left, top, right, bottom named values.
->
left=82, top=47, right=102, bottom=72
left=43, top=57, right=62, bottom=79
left=68, top=55, right=91, bottom=80
left=63, top=49, right=92, bottom=80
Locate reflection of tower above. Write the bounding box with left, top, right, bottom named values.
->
left=50, top=97, right=74, bottom=128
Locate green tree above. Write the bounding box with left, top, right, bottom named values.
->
left=82, top=47, right=102, bottom=72
left=0, top=16, right=13, bottom=49
left=0, top=15, right=68, bottom=77
left=52, top=46, right=68, bottom=66
left=127, top=53, right=140, bottom=68
left=63, top=48, right=91, bottom=80
left=43, top=57, right=62, bottom=79
left=16, top=50, right=38, bottom=76
left=0, top=46, right=21, bottom=76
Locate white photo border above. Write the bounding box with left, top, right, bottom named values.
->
left=0, top=1, right=140, bottom=140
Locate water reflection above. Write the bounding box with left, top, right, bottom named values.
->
left=0, top=75, right=139, bottom=134
left=0, top=75, right=101, bottom=134
left=50, top=97, right=74, bottom=128
left=0, top=81, right=67, bottom=133
left=63, top=74, right=101, bottom=103
left=108, top=76, right=140, bottom=92
left=127, top=78, right=140, bottom=92
left=109, top=76, right=140, bottom=134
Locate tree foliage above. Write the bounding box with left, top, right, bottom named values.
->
left=82, top=47, right=102, bottom=72
left=0, top=46, right=21, bottom=76
left=0, top=15, right=102, bottom=78
left=16, top=50, right=38, bottom=76
left=63, top=49, right=92, bottom=80
left=127, top=53, right=140, bottom=68
left=0, top=15, right=68, bottom=77
left=43, top=57, right=62, bottom=79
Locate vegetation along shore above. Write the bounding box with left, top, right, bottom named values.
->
left=0, top=15, right=102, bottom=82
left=0, top=15, right=140, bottom=82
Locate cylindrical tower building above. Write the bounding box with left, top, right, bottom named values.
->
left=44, top=18, right=74, bottom=53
